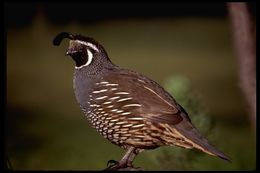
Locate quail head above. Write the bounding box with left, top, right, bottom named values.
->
left=53, top=32, right=230, bottom=170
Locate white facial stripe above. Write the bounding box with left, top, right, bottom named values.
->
left=75, top=40, right=100, bottom=52
left=75, top=49, right=93, bottom=70
left=86, top=49, right=93, bottom=66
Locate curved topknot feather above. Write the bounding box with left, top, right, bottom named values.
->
left=53, top=32, right=74, bottom=46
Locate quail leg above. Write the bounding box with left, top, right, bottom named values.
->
left=104, top=147, right=138, bottom=170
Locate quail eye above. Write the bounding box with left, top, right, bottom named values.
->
left=80, top=46, right=85, bottom=52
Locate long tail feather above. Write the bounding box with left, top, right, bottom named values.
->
left=174, top=121, right=231, bottom=162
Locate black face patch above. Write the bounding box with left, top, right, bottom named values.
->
left=68, top=45, right=89, bottom=67
left=72, top=52, right=87, bottom=67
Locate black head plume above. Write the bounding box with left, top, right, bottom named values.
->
left=53, top=32, right=74, bottom=46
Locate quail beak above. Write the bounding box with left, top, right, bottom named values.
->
left=66, top=49, right=76, bottom=56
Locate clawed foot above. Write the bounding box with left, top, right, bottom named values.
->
left=103, top=147, right=142, bottom=171
left=104, top=159, right=140, bottom=171
left=106, top=160, right=119, bottom=168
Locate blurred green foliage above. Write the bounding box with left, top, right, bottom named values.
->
left=143, top=75, right=212, bottom=170
left=164, top=75, right=212, bottom=134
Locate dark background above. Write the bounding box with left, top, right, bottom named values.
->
left=5, top=2, right=256, bottom=28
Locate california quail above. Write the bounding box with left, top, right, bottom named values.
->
left=53, top=32, right=230, bottom=170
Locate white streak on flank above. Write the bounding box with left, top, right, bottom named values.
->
left=128, top=117, right=144, bottom=120
left=121, top=136, right=128, bottom=140
left=116, top=121, right=126, bottom=125
left=110, top=119, right=119, bottom=122
left=122, top=124, right=132, bottom=127
left=116, top=110, right=124, bottom=113
left=106, top=105, right=114, bottom=108
left=111, top=109, right=118, bottom=112
left=92, top=89, right=108, bottom=94
left=109, top=96, right=120, bottom=100
left=143, top=85, right=174, bottom=108
left=110, top=88, right=118, bottom=91
left=117, top=98, right=132, bottom=102
left=75, top=49, right=93, bottom=70
left=95, top=96, right=108, bottom=100
left=104, top=113, right=109, bottom=116
left=135, top=135, right=145, bottom=138
left=102, top=101, right=112, bottom=105
left=120, top=112, right=131, bottom=116
left=113, top=134, right=119, bottom=137
left=132, top=124, right=145, bottom=128
left=108, top=135, right=112, bottom=138
left=105, top=83, right=119, bottom=86
left=98, top=108, right=103, bottom=111
left=90, top=104, right=99, bottom=107
left=121, top=132, right=131, bottom=136
left=112, top=125, right=120, bottom=129
left=122, top=104, right=142, bottom=108
left=115, top=92, right=129, bottom=95
left=75, top=40, right=99, bottom=52
left=101, top=116, right=106, bottom=120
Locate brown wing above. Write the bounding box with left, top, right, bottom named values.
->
left=90, top=69, right=188, bottom=125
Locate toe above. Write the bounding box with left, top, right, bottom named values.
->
left=106, top=159, right=118, bottom=167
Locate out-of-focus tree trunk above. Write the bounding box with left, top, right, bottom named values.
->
left=227, top=3, right=256, bottom=132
